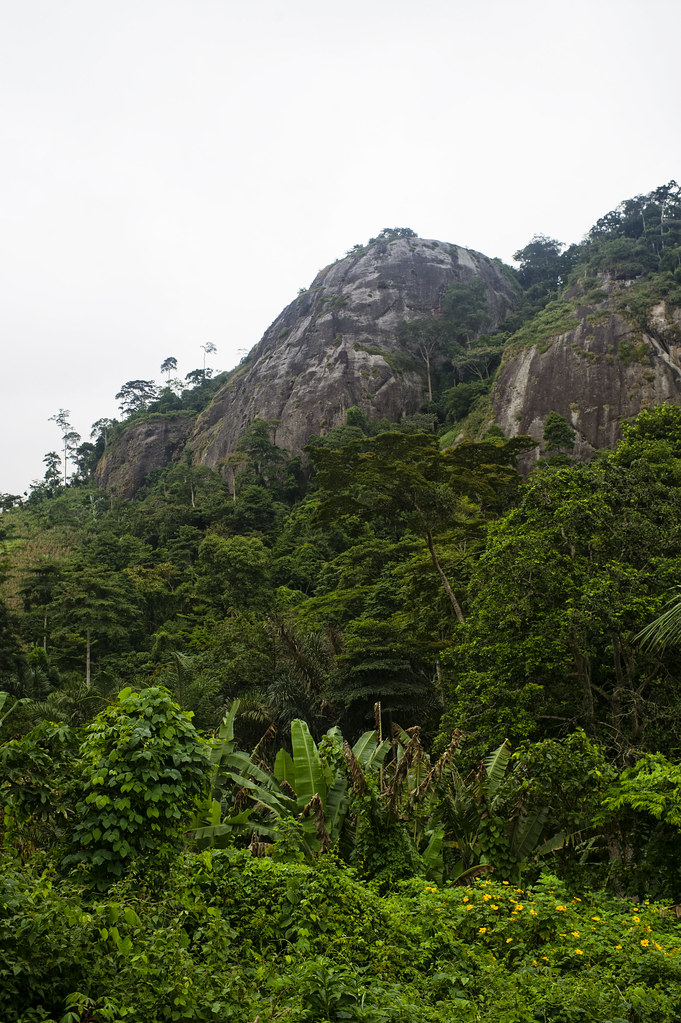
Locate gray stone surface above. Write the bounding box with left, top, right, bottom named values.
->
left=94, top=416, right=191, bottom=498
left=189, top=235, right=516, bottom=466
left=492, top=281, right=681, bottom=460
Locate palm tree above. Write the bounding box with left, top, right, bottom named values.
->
left=636, top=587, right=681, bottom=651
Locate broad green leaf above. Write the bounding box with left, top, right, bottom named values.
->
left=273, top=749, right=296, bottom=790
left=484, top=740, right=511, bottom=799
left=325, top=773, right=349, bottom=843
left=352, top=730, right=378, bottom=768
left=290, top=719, right=325, bottom=811
left=422, top=827, right=445, bottom=880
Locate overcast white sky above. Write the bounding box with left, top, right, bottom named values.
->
left=2, top=0, right=680, bottom=495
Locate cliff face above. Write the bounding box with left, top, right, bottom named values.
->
left=94, top=416, right=191, bottom=498
left=189, top=235, right=516, bottom=466
left=492, top=279, right=681, bottom=458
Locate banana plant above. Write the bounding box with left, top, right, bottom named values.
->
left=191, top=699, right=254, bottom=847
left=431, top=739, right=564, bottom=882
left=195, top=703, right=392, bottom=859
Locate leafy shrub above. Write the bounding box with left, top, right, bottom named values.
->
left=65, top=687, right=209, bottom=883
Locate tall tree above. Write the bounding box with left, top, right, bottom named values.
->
left=201, top=341, right=217, bottom=378
left=115, top=380, right=158, bottom=416
left=49, top=409, right=81, bottom=485
left=160, top=356, right=178, bottom=383
left=309, top=432, right=530, bottom=625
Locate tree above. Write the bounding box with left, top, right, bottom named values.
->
left=0, top=597, right=27, bottom=695
left=195, top=534, right=272, bottom=613
left=41, top=451, right=63, bottom=496
left=637, top=588, right=681, bottom=652
left=438, top=414, right=681, bottom=761
left=397, top=318, right=449, bottom=402
left=236, top=417, right=284, bottom=485
left=513, top=235, right=565, bottom=290
left=115, top=379, right=158, bottom=416
left=160, top=356, right=178, bottom=383
left=72, top=441, right=99, bottom=483
left=441, top=277, right=489, bottom=344
left=184, top=368, right=206, bottom=388
left=310, top=432, right=529, bottom=624
left=588, top=181, right=681, bottom=255
left=336, top=617, right=430, bottom=734
left=543, top=411, right=576, bottom=456
left=47, top=565, right=144, bottom=684
left=201, top=341, right=217, bottom=377
left=49, top=409, right=81, bottom=485
left=90, top=417, right=115, bottom=445
left=0, top=493, right=22, bottom=511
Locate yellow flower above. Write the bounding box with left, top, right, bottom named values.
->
left=479, top=927, right=487, bottom=934
left=435, top=908, right=441, bottom=912
left=615, top=945, right=622, bottom=950
left=573, top=897, right=581, bottom=902
left=502, top=881, right=509, bottom=885
left=541, top=956, right=549, bottom=961
left=654, top=942, right=662, bottom=950
left=462, top=896, right=469, bottom=902
left=491, top=905, right=499, bottom=911
left=530, top=909, right=537, bottom=916
left=466, top=904, right=473, bottom=912
left=515, top=905, right=523, bottom=911
left=556, top=905, right=567, bottom=912
left=641, top=939, right=649, bottom=947
left=506, top=938, right=512, bottom=943
left=575, top=949, right=583, bottom=955
left=592, top=916, right=600, bottom=922
left=632, top=915, right=640, bottom=923
left=483, top=894, right=492, bottom=901
left=571, top=931, right=580, bottom=938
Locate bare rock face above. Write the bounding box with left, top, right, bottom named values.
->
left=94, top=416, right=191, bottom=498
left=190, top=235, right=516, bottom=466
left=492, top=281, right=681, bottom=459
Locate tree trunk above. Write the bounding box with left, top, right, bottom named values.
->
left=425, top=532, right=465, bottom=624
left=86, top=627, right=91, bottom=688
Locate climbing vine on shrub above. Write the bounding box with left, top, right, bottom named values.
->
left=66, top=687, right=209, bottom=882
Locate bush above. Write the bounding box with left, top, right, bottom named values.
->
left=65, top=687, right=209, bottom=884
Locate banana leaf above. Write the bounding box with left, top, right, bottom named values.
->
left=291, top=718, right=326, bottom=811
left=274, top=748, right=296, bottom=791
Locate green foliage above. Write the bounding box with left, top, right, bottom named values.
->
left=66, top=687, right=209, bottom=883
left=440, top=407, right=681, bottom=762
left=4, top=853, right=681, bottom=1023
left=1, top=718, right=77, bottom=853
left=543, top=410, right=575, bottom=452
left=637, top=587, right=681, bottom=651
left=603, top=753, right=681, bottom=828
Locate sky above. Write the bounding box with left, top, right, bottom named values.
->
left=2, top=0, right=680, bottom=495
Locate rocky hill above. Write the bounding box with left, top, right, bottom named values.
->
left=96, top=230, right=517, bottom=494
left=94, top=186, right=681, bottom=496
left=492, top=278, right=681, bottom=459
left=188, top=232, right=516, bottom=469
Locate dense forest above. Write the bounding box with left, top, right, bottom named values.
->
left=2, top=185, right=681, bottom=1021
